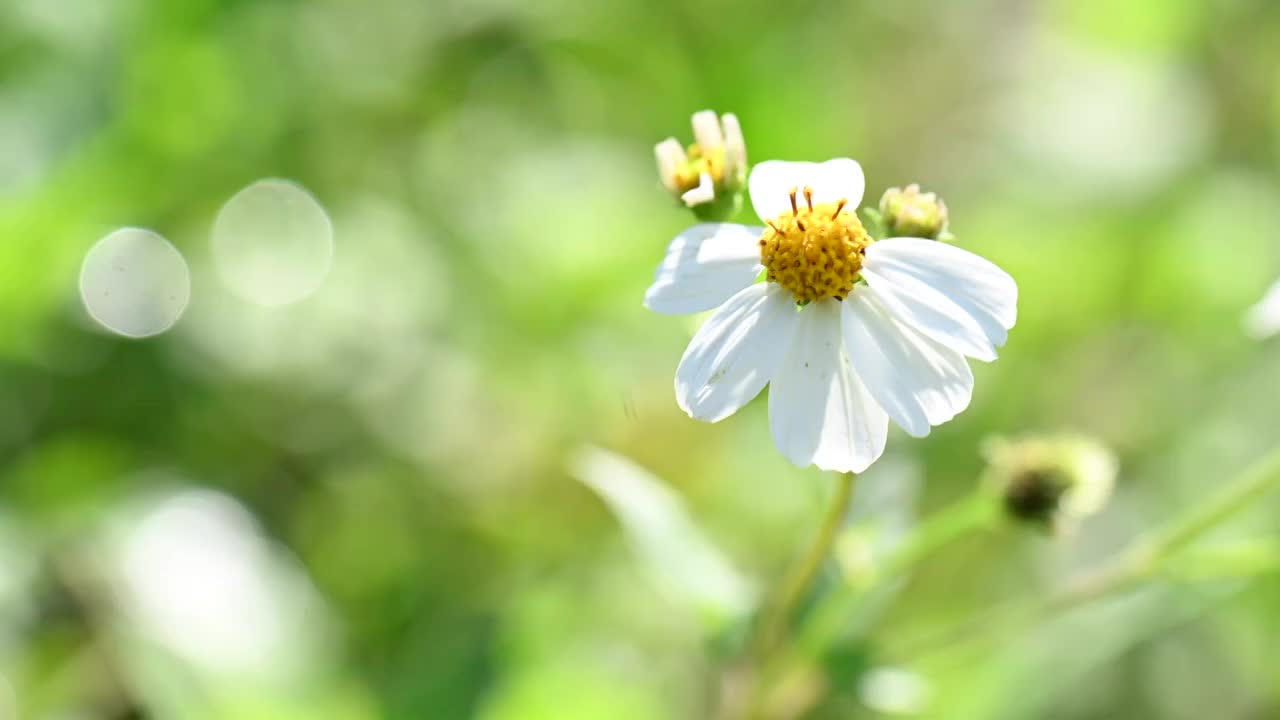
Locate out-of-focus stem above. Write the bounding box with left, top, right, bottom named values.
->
left=745, top=489, right=998, bottom=718
left=754, top=472, right=856, bottom=659
left=894, top=446, right=1280, bottom=662
left=1055, top=444, right=1280, bottom=610
left=49, top=552, right=149, bottom=718
left=798, top=490, right=996, bottom=655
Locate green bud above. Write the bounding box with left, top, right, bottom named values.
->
left=878, top=184, right=950, bottom=240
left=981, top=434, right=1117, bottom=534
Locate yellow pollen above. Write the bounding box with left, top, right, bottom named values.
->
left=758, top=196, right=872, bottom=303
left=672, top=144, right=726, bottom=193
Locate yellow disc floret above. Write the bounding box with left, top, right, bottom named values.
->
left=672, top=144, right=727, bottom=194
left=759, top=188, right=872, bottom=303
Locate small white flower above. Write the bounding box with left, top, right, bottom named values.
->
left=654, top=110, right=748, bottom=207
left=645, top=158, right=1018, bottom=473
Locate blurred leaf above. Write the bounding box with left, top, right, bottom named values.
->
left=569, top=446, right=758, bottom=626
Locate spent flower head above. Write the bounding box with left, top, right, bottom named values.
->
left=655, top=110, right=747, bottom=221
left=981, top=434, right=1117, bottom=533
left=645, top=157, right=1018, bottom=473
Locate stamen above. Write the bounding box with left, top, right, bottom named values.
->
left=756, top=197, right=872, bottom=304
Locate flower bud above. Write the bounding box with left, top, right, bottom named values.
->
left=653, top=110, right=748, bottom=221
left=981, top=434, right=1117, bottom=533
left=878, top=184, right=950, bottom=240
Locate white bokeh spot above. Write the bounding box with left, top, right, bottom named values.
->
left=859, top=667, right=931, bottom=716
left=80, top=227, right=191, bottom=338
left=110, top=488, right=332, bottom=682
left=1245, top=279, right=1280, bottom=340
left=1009, top=40, right=1210, bottom=196
left=212, top=178, right=334, bottom=306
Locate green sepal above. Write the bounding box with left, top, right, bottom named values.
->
left=690, top=191, right=743, bottom=223
left=859, top=207, right=887, bottom=240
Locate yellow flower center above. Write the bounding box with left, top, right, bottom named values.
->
left=758, top=188, right=872, bottom=303
left=673, top=144, right=726, bottom=192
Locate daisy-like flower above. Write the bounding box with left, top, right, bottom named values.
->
left=655, top=110, right=747, bottom=210
left=645, top=159, right=1018, bottom=473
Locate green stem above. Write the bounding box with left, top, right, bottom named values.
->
left=894, top=446, right=1280, bottom=662
left=754, top=472, right=857, bottom=658
left=798, top=490, right=997, bottom=654
left=1148, top=447, right=1280, bottom=560
left=744, top=490, right=996, bottom=718
left=1057, top=444, right=1280, bottom=609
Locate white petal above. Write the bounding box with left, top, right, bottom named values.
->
left=644, top=224, right=764, bottom=315
left=768, top=299, right=888, bottom=473
left=843, top=285, right=974, bottom=438
left=654, top=138, right=686, bottom=192
left=691, top=110, right=725, bottom=151
left=862, top=238, right=1018, bottom=361
left=681, top=171, right=715, bottom=206
left=675, top=284, right=796, bottom=422
left=748, top=158, right=866, bottom=223
left=721, top=113, right=746, bottom=181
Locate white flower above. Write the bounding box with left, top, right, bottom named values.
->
left=644, top=159, right=1017, bottom=473
left=654, top=110, right=747, bottom=207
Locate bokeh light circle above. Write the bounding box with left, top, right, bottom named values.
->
left=79, top=227, right=191, bottom=338
left=211, top=178, right=334, bottom=306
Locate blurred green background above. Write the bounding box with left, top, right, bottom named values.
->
left=4, top=0, right=1280, bottom=718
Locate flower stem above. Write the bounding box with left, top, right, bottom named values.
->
left=744, top=488, right=997, bottom=718
left=1058, top=444, right=1280, bottom=609
left=797, top=490, right=996, bottom=654
left=754, top=471, right=856, bottom=658
left=893, top=445, right=1280, bottom=661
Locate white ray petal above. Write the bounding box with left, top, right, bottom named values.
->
left=862, top=238, right=1017, bottom=361
left=749, top=159, right=866, bottom=223
left=675, top=283, right=796, bottom=422
left=681, top=171, right=716, bottom=206
left=644, top=223, right=764, bottom=315
left=843, top=285, right=974, bottom=438
left=691, top=110, right=725, bottom=151
left=768, top=299, right=888, bottom=473
left=721, top=113, right=746, bottom=182
left=654, top=138, right=687, bottom=192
